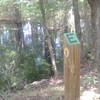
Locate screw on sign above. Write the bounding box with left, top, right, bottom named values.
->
left=64, top=32, right=80, bottom=100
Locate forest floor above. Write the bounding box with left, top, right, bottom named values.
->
left=1, top=64, right=100, bottom=100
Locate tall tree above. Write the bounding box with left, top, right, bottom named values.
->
left=39, top=0, right=58, bottom=76
left=72, top=0, right=81, bottom=40
left=88, top=0, right=100, bottom=65
left=14, top=6, right=25, bottom=50
left=13, top=4, right=25, bottom=67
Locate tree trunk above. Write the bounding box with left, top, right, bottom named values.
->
left=88, top=0, right=100, bottom=65
left=95, top=5, right=100, bottom=62
left=82, top=0, right=91, bottom=59
left=39, top=0, right=58, bottom=76
left=13, top=5, right=24, bottom=67
left=45, top=43, right=54, bottom=76
left=72, top=0, right=81, bottom=40
left=14, top=6, right=25, bottom=51
left=30, top=22, right=35, bottom=56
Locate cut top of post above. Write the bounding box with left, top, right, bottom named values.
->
left=64, top=32, right=80, bottom=46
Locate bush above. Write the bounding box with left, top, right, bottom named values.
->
left=36, top=59, right=50, bottom=79
left=0, top=47, right=50, bottom=91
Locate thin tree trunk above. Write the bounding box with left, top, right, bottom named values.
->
left=72, top=0, right=81, bottom=40
left=39, top=0, right=58, bottom=76
left=30, top=22, right=35, bottom=56
left=13, top=5, right=24, bottom=67
left=14, top=6, right=25, bottom=51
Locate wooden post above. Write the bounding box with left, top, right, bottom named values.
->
left=64, top=32, right=80, bottom=100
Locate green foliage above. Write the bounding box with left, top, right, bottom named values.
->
left=20, top=52, right=36, bottom=83
left=21, top=0, right=42, bottom=19
left=36, top=60, right=50, bottom=79
left=82, top=76, right=97, bottom=85
left=0, top=42, right=17, bottom=90
left=0, top=43, right=50, bottom=90
left=0, top=0, right=64, bottom=92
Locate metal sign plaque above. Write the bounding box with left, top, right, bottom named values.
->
left=64, top=32, right=80, bottom=46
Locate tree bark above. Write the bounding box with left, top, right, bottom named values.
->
left=13, top=5, right=25, bottom=68
left=39, top=0, right=58, bottom=76
left=88, top=0, right=100, bottom=65
left=14, top=6, right=25, bottom=51
left=72, top=0, right=81, bottom=40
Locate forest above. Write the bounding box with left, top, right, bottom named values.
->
left=0, top=0, right=100, bottom=100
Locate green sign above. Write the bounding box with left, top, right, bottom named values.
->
left=64, top=32, right=80, bottom=46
